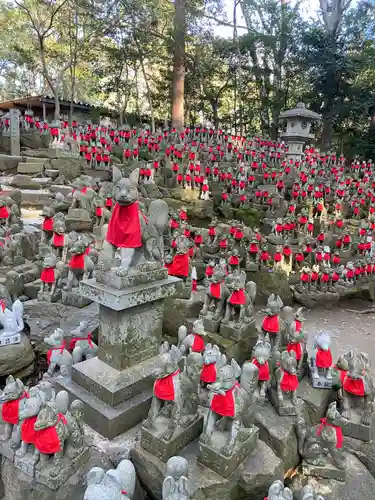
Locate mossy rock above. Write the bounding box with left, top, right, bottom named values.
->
left=249, top=270, right=292, bottom=306
left=233, top=207, right=262, bottom=228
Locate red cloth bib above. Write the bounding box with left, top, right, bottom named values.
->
left=315, top=348, right=332, bottom=368
left=154, top=370, right=180, bottom=400
left=69, top=333, right=93, bottom=351
left=69, top=254, right=85, bottom=269
left=229, top=289, right=246, bottom=305
left=41, top=267, right=55, bottom=283
left=343, top=375, right=365, bottom=396
left=210, top=282, right=221, bottom=298
left=42, top=217, right=53, bottom=231
left=1, top=393, right=28, bottom=425
left=192, top=334, right=205, bottom=353
left=53, top=233, right=65, bottom=247
left=106, top=202, right=143, bottom=248
left=211, top=385, right=236, bottom=417
left=96, top=207, right=103, bottom=216
left=287, top=343, right=303, bottom=360
left=167, top=253, right=189, bottom=277
left=262, top=315, right=279, bottom=334
left=0, top=206, right=9, bottom=219
left=316, top=418, right=343, bottom=448
left=280, top=371, right=299, bottom=392
left=106, top=198, right=113, bottom=207
left=251, top=358, right=270, bottom=381
left=35, top=413, right=67, bottom=454
left=21, top=415, right=38, bottom=444
left=229, top=256, right=239, bottom=265
left=201, top=363, right=216, bottom=383
left=47, top=343, right=66, bottom=364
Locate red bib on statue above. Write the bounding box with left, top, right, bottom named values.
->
left=280, top=371, right=299, bottom=392
left=251, top=359, right=270, bottom=381
left=41, top=267, right=55, bottom=283
left=192, top=334, right=205, bottom=352
left=211, top=386, right=236, bottom=417
left=2, top=397, right=23, bottom=425
left=69, top=254, right=85, bottom=269
left=0, top=206, right=9, bottom=219
left=21, top=416, right=38, bottom=444
left=315, top=348, right=332, bottom=368
left=154, top=370, right=180, bottom=401
left=343, top=375, right=365, bottom=396
left=262, top=315, right=279, bottom=334
left=210, top=282, right=221, bottom=298
left=287, top=343, right=303, bottom=360
left=168, top=253, right=189, bottom=277
left=229, top=289, right=246, bottom=305
left=106, top=202, right=143, bottom=248
left=201, top=363, right=216, bottom=383
left=35, top=414, right=67, bottom=454
left=42, top=217, right=53, bottom=231
left=53, top=233, right=64, bottom=247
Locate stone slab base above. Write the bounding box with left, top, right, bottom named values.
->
left=268, top=388, right=304, bottom=417
left=96, top=268, right=168, bottom=290
left=0, top=441, right=15, bottom=461
left=302, top=460, right=346, bottom=482
left=71, top=355, right=159, bottom=407
left=56, top=377, right=152, bottom=440
left=342, top=415, right=373, bottom=442
left=37, top=290, right=62, bottom=303
left=198, top=426, right=259, bottom=478
left=201, top=315, right=222, bottom=334
left=205, top=331, right=255, bottom=365
left=14, top=450, right=37, bottom=477
left=61, top=290, right=92, bottom=308
left=0, top=332, right=20, bottom=347
left=131, top=441, right=237, bottom=500
left=141, top=415, right=203, bottom=461
left=309, top=370, right=332, bottom=389
left=219, top=318, right=257, bottom=342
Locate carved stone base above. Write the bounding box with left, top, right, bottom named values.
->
left=302, top=459, right=346, bottom=482
left=342, top=413, right=373, bottom=442
left=65, top=208, right=93, bottom=232
left=198, top=425, right=259, bottom=478
left=37, top=290, right=62, bottom=303
left=220, top=318, right=257, bottom=342
left=201, top=314, right=222, bottom=334
left=268, top=388, right=304, bottom=416
left=0, top=332, right=21, bottom=346
left=14, top=450, right=37, bottom=477
left=35, top=447, right=90, bottom=490
left=61, top=290, right=92, bottom=307
left=245, top=261, right=259, bottom=272
left=206, top=330, right=255, bottom=365
left=0, top=440, right=16, bottom=461
left=96, top=267, right=168, bottom=289
left=141, top=414, right=203, bottom=461
left=309, top=369, right=333, bottom=389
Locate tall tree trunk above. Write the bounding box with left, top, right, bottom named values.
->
left=211, top=99, right=219, bottom=129
left=171, top=0, right=185, bottom=130
left=139, top=56, right=155, bottom=133
left=54, top=91, right=60, bottom=120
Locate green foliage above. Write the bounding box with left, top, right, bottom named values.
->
left=233, top=207, right=261, bottom=228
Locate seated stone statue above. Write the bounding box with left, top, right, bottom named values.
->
left=84, top=460, right=136, bottom=500
left=162, top=456, right=190, bottom=500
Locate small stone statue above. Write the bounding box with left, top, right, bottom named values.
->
left=69, top=321, right=98, bottom=363
left=301, top=485, right=326, bottom=500
left=200, top=359, right=258, bottom=456
left=266, top=480, right=293, bottom=500
left=39, top=253, right=61, bottom=299
left=272, top=350, right=300, bottom=414
left=249, top=339, right=272, bottom=401
left=0, top=299, right=24, bottom=337
left=200, top=265, right=230, bottom=321
left=84, top=460, right=136, bottom=500
left=338, top=350, right=375, bottom=440
left=296, top=402, right=346, bottom=478
left=222, top=271, right=256, bottom=327
left=310, top=330, right=333, bottom=388
left=0, top=375, right=27, bottom=443
left=162, top=456, right=190, bottom=500
left=51, top=214, right=70, bottom=262
left=99, top=167, right=169, bottom=276
left=286, top=321, right=305, bottom=374
left=260, top=294, right=283, bottom=350
left=179, top=319, right=206, bottom=354
left=43, top=328, right=73, bottom=378
left=64, top=239, right=95, bottom=292
left=200, top=343, right=224, bottom=385
left=143, top=343, right=202, bottom=441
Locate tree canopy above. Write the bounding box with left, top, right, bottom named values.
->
left=1, top=0, right=375, bottom=155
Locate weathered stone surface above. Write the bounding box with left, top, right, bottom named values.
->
left=237, top=440, right=284, bottom=499
left=291, top=454, right=375, bottom=500
left=205, top=330, right=254, bottom=365
left=344, top=423, right=375, bottom=477
left=0, top=332, right=35, bottom=377
left=131, top=441, right=238, bottom=500
left=46, top=158, right=84, bottom=181
left=20, top=189, right=52, bottom=208
left=254, top=402, right=299, bottom=471
left=163, top=293, right=204, bottom=337
left=0, top=155, right=20, bottom=173
left=10, top=175, right=42, bottom=190
left=20, top=132, right=49, bottom=150
left=297, top=377, right=334, bottom=424
left=17, top=162, right=44, bottom=174
left=250, top=270, right=293, bottom=305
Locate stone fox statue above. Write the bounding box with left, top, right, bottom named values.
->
left=100, top=167, right=169, bottom=276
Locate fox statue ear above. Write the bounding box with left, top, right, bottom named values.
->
left=129, top=168, right=140, bottom=185
left=112, top=166, right=123, bottom=184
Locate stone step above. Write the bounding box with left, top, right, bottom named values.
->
left=19, top=189, right=51, bottom=208
left=24, top=157, right=47, bottom=163
left=17, top=162, right=44, bottom=174
left=45, top=168, right=59, bottom=179
left=50, top=184, right=73, bottom=196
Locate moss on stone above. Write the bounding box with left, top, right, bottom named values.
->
left=233, top=207, right=262, bottom=228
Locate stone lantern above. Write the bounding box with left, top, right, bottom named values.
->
left=279, top=103, right=321, bottom=160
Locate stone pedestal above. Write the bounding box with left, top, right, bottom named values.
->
left=309, top=369, right=333, bottom=389
left=201, top=314, right=221, bottom=334
left=219, top=318, right=257, bottom=343
left=57, top=271, right=181, bottom=439
left=37, top=290, right=62, bottom=303
left=198, top=426, right=259, bottom=478
left=268, top=388, right=304, bottom=417
left=205, top=330, right=253, bottom=364
left=0, top=332, right=21, bottom=346
left=61, top=290, right=92, bottom=308
left=342, top=413, right=373, bottom=442
left=141, top=415, right=203, bottom=461
left=302, top=459, right=346, bottom=482
left=65, top=208, right=93, bottom=232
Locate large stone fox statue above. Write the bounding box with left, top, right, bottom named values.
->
left=100, top=167, right=169, bottom=276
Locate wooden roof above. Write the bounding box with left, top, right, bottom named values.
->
left=0, top=95, right=97, bottom=110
